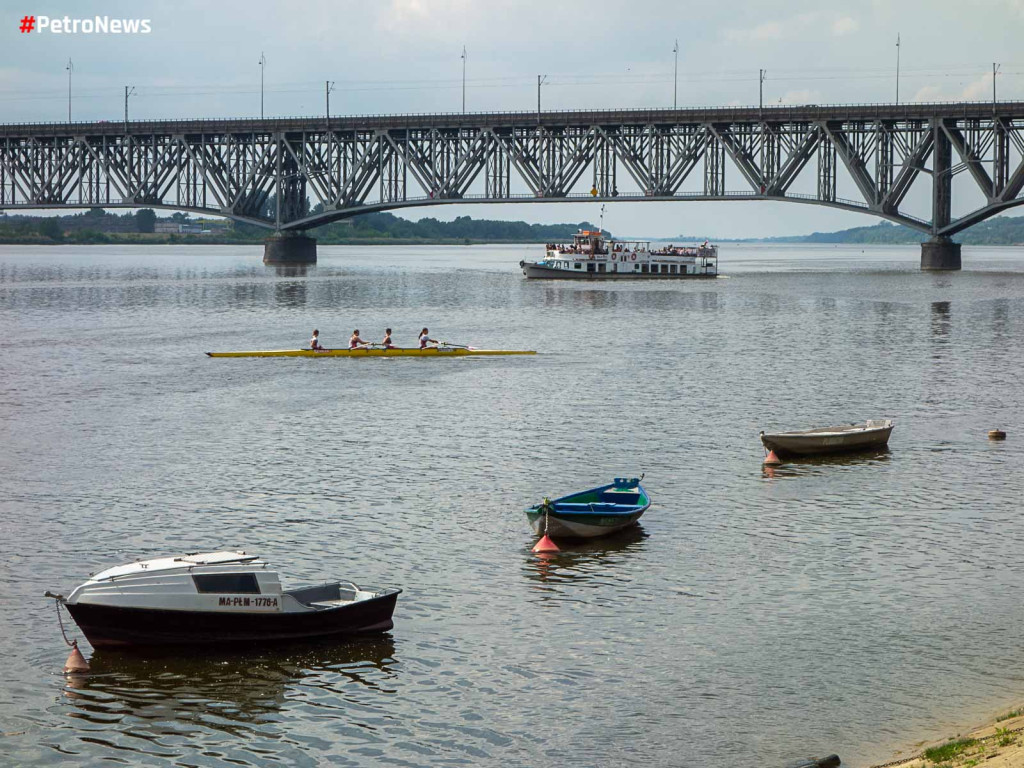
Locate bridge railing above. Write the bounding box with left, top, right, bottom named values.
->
left=2, top=99, right=1023, bottom=135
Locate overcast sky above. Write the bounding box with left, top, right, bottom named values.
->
left=2, top=0, right=1023, bottom=237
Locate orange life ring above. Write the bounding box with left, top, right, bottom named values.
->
left=611, top=253, right=617, bottom=261
left=630, top=252, right=637, bottom=261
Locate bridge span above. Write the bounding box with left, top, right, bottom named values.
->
left=3, top=101, right=1024, bottom=269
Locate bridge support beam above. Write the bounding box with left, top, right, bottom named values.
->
left=263, top=232, right=317, bottom=264
left=920, top=237, right=961, bottom=271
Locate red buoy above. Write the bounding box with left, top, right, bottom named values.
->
left=63, top=641, right=89, bottom=674
left=532, top=534, right=560, bottom=553
left=763, top=449, right=782, bottom=466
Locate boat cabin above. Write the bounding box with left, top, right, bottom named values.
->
left=537, top=229, right=718, bottom=277
left=65, top=551, right=376, bottom=614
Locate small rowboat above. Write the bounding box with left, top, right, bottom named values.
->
left=760, top=419, right=895, bottom=457
left=48, top=551, right=400, bottom=648
left=526, top=477, right=650, bottom=540
left=206, top=346, right=536, bottom=358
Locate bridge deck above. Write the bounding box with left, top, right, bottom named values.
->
left=2, top=101, right=1024, bottom=137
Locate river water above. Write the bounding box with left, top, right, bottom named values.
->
left=2, top=242, right=1024, bottom=767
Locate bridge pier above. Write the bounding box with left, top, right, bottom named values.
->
left=264, top=232, right=317, bottom=264
left=920, top=237, right=961, bottom=271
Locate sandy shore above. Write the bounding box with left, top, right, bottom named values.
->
left=872, top=709, right=1024, bottom=768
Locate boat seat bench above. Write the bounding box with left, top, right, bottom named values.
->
left=554, top=502, right=639, bottom=513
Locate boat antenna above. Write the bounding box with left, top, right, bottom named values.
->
left=600, top=204, right=606, bottom=236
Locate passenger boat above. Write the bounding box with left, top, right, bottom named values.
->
left=206, top=346, right=536, bottom=358
left=519, top=230, right=717, bottom=279
left=760, top=419, right=895, bottom=457
left=49, top=551, right=401, bottom=647
left=525, top=477, right=650, bottom=539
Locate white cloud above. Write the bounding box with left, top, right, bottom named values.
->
left=726, top=12, right=858, bottom=42
left=779, top=89, right=822, bottom=105
left=724, top=20, right=785, bottom=42
left=832, top=16, right=859, bottom=36
left=961, top=74, right=991, bottom=100
left=911, top=85, right=945, bottom=102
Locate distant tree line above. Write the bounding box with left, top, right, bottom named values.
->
left=0, top=206, right=601, bottom=245
left=678, top=216, right=1024, bottom=246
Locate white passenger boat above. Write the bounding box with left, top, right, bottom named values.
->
left=48, top=551, right=400, bottom=647
left=519, top=229, right=718, bottom=279
left=760, top=419, right=895, bottom=457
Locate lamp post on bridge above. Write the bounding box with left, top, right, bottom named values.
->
left=895, top=34, right=901, bottom=105
left=758, top=69, right=766, bottom=119
left=66, top=58, right=72, bottom=123
left=993, top=63, right=1000, bottom=114
left=326, top=80, right=335, bottom=127
left=537, top=74, right=547, bottom=124
left=673, top=39, right=679, bottom=110
left=259, top=52, right=266, bottom=119
left=124, top=85, right=135, bottom=131
left=461, top=46, right=467, bottom=113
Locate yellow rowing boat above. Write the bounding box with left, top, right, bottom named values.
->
left=206, top=347, right=536, bottom=358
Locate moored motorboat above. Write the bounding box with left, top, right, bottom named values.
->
left=49, top=551, right=400, bottom=647
left=525, top=477, right=650, bottom=539
left=206, top=346, right=536, bottom=358
left=759, top=419, right=895, bottom=457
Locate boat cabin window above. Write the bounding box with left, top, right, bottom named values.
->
left=587, top=263, right=596, bottom=272
left=193, top=573, right=261, bottom=594
left=574, top=263, right=582, bottom=269
left=597, top=263, right=606, bottom=272
left=641, top=264, right=649, bottom=273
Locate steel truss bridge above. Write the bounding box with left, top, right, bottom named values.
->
left=3, top=101, right=1024, bottom=266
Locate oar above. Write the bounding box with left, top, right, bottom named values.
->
left=439, top=341, right=478, bottom=350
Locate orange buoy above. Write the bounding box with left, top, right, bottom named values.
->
left=63, top=641, right=89, bottom=674
left=989, top=429, right=1007, bottom=440
left=763, top=449, right=782, bottom=466
left=532, top=534, right=560, bottom=553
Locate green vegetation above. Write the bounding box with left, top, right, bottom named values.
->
left=135, top=208, right=156, bottom=233
left=995, top=708, right=1024, bottom=722
left=0, top=208, right=599, bottom=246
left=923, top=737, right=977, bottom=763
left=995, top=727, right=1017, bottom=747
left=761, top=217, right=1024, bottom=245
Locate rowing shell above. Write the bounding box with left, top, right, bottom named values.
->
left=206, top=347, right=536, bottom=358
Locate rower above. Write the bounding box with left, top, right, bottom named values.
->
left=310, top=329, right=323, bottom=350
left=349, top=329, right=369, bottom=349
left=382, top=328, right=395, bottom=349
left=419, top=327, right=438, bottom=349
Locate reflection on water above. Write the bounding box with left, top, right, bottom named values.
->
left=760, top=449, right=892, bottom=480
left=55, top=638, right=397, bottom=763
left=269, top=264, right=312, bottom=279
left=523, top=525, right=649, bottom=594
left=931, top=300, right=952, bottom=340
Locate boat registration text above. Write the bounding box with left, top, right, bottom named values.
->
left=217, top=596, right=279, bottom=609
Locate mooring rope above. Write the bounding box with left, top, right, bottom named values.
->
left=53, top=597, right=76, bottom=648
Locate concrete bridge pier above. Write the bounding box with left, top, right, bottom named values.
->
left=920, top=237, right=961, bottom=271
left=264, top=231, right=317, bottom=264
